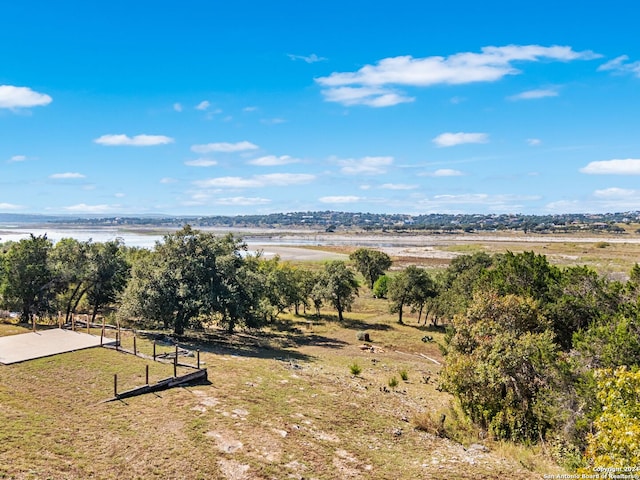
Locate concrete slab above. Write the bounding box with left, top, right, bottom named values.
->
left=0, top=328, right=116, bottom=365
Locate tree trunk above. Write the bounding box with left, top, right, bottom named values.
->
left=398, top=301, right=404, bottom=324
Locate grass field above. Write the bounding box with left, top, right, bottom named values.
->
left=0, top=287, right=566, bottom=479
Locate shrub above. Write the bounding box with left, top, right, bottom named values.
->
left=388, top=376, right=399, bottom=388
left=349, top=362, right=362, bottom=376
left=413, top=411, right=447, bottom=438
left=399, top=369, right=409, bottom=381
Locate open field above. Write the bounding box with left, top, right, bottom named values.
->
left=0, top=296, right=563, bottom=479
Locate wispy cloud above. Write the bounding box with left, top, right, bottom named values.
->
left=195, top=100, right=210, bottom=110
left=191, top=141, right=258, bottom=154
left=580, top=159, right=640, bottom=175
left=184, top=158, right=218, bottom=167
left=527, top=138, right=542, bottom=146
left=194, top=173, right=315, bottom=189
left=173, top=102, right=183, bottom=112
left=0, top=202, right=24, bottom=210
left=62, top=203, right=116, bottom=213
left=421, top=168, right=465, bottom=177
left=593, top=187, right=639, bottom=198
left=49, top=172, right=86, bottom=179
left=321, top=86, right=414, bottom=107
left=0, top=85, right=52, bottom=109
left=338, top=156, right=394, bottom=175
left=287, top=53, right=327, bottom=63
left=160, top=177, right=178, bottom=184
left=380, top=183, right=418, bottom=190
left=248, top=155, right=300, bottom=166
left=317, top=45, right=599, bottom=107
left=95, top=134, right=174, bottom=146
left=8, top=155, right=27, bottom=163
left=598, top=55, right=640, bottom=78
left=214, top=197, right=271, bottom=206
left=319, top=196, right=361, bottom=203
left=432, top=132, right=489, bottom=147
left=508, top=88, right=559, bottom=101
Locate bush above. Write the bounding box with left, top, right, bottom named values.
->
left=388, top=376, right=399, bottom=388
left=399, top=369, right=409, bottom=381
left=349, top=362, right=362, bottom=376
left=413, top=411, right=447, bottom=438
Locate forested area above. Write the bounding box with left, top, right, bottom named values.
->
left=1, top=225, right=640, bottom=469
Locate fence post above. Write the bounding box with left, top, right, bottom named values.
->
left=153, top=341, right=156, bottom=361
left=173, top=354, right=177, bottom=378
left=146, top=364, right=149, bottom=385
left=197, top=349, right=200, bottom=369
left=32, top=315, right=36, bottom=332
left=114, top=374, right=118, bottom=397
left=86, top=317, right=90, bottom=334
left=116, top=331, right=119, bottom=351
left=133, top=335, right=137, bottom=356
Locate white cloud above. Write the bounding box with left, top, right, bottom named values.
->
left=114, top=193, right=126, bottom=198
left=194, top=173, right=316, bottom=189
left=580, top=159, right=640, bottom=175
left=422, top=168, right=465, bottom=177
left=8, top=155, right=27, bottom=163
left=432, top=132, right=489, bottom=147
left=94, top=134, right=174, bottom=146
left=0, top=202, right=24, bottom=210
left=288, top=53, right=327, bottom=63
left=191, top=141, right=258, bottom=154
left=527, top=138, right=542, bottom=146
left=196, top=100, right=210, bottom=110
left=0, top=85, right=52, bottom=109
left=321, top=86, right=414, bottom=107
left=317, top=45, right=599, bottom=107
left=380, top=183, right=418, bottom=190
left=63, top=204, right=115, bottom=213
left=49, top=172, right=86, bottom=179
left=214, top=197, right=271, bottom=206
left=243, top=106, right=258, bottom=112
left=508, top=88, right=558, bottom=101
left=248, top=155, right=300, bottom=166
left=598, top=55, right=640, bottom=78
left=319, top=196, right=361, bottom=204
left=173, top=102, right=183, bottom=112
left=416, top=193, right=541, bottom=213
left=160, top=177, right=178, bottom=184
left=185, top=158, right=218, bottom=167
left=338, top=156, right=394, bottom=175
left=593, top=187, right=639, bottom=198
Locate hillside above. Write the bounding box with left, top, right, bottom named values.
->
left=0, top=304, right=562, bottom=479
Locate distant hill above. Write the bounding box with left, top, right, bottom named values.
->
left=18, top=210, right=639, bottom=234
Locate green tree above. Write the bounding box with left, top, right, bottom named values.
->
left=387, top=266, right=436, bottom=324
left=372, top=274, right=389, bottom=299
left=85, top=240, right=130, bottom=323
left=120, top=226, right=258, bottom=334
left=349, top=248, right=392, bottom=289
left=441, top=291, right=565, bottom=442
left=0, top=235, right=54, bottom=321
left=49, top=238, right=92, bottom=322
left=317, top=261, right=359, bottom=322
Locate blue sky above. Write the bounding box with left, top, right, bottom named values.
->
left=2, top=0, right=640, bottom=216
